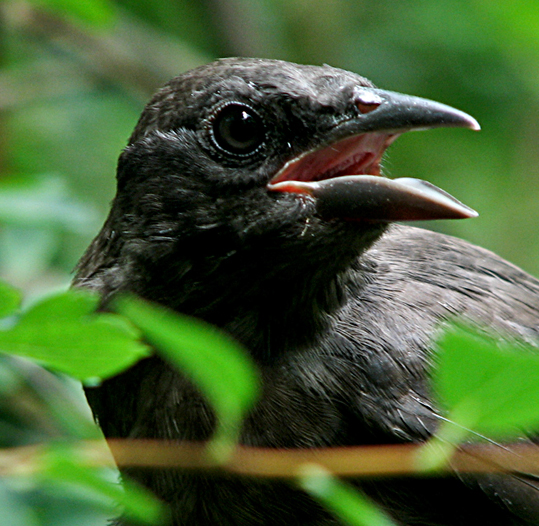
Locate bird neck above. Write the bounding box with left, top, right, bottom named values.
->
left=135, top=238, right=379, bottom=361
left=75, top=214, right=385, bottom=362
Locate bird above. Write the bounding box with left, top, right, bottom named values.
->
left=74, top=58, right=539, bottom=525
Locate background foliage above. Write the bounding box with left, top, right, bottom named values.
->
left=2, top=1, right=539, bottom=525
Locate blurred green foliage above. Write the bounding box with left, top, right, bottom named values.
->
left=3, top=285, right=538, bottom=524
left=299, top=465, right=396, bottom=526
left=435, top=325, right=539, bottom=440
left=0, top=284, right=150, bottom=380
left=0, top=285, right=259, bottom=525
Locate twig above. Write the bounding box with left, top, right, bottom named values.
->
left=1, top=439, right=539, bottom=479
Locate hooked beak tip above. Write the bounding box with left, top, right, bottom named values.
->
left=465, top=115, right=481, bottom=132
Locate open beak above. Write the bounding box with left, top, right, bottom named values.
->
left=267, top=88, right=479, bottom=222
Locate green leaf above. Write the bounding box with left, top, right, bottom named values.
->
left=298, top=465, right=396, bottom=526
left=41, top=445, right=164, bottom=525
left=434, top=324, right=539, bottom=439
left=0, top=290, right=149, bottom=381
left=0, top=281, right=22, bottom=319
left=115, top=296, right=259, bottom=451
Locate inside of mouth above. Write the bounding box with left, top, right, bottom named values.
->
left=270, top=132, right=398, bottom=184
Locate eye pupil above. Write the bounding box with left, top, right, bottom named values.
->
left=212, top=104, right=265, bottom=155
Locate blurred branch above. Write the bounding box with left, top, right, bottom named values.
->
left=1, top=438, right=539, bottom=479
left=0, top=1, right=210, bottom=107
left=105, top=439, right=539, bottom=478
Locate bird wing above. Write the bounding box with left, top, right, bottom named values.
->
left=316, top=224, right=539, bottom=524
left=367, top=224, right=539, bottom=342
left=310, top=224, right=539, bottom=439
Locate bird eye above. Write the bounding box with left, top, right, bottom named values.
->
left=211, top=103, right=265, bottom=156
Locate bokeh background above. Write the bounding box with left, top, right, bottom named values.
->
left=2, top=0, right=539, bottom=293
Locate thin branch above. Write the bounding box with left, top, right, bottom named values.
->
left=1, top=1, right=210, bottom=104
left=1, top=439, right=539, bottom=479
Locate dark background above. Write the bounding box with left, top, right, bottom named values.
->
left=2, top=0, right=539, bottom=294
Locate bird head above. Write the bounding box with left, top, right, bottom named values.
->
left=79, top=58, right=478, bottom=335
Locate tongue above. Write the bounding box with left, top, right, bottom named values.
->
left=268, top=176, right=477, bottom=222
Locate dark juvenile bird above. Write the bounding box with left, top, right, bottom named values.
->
left=75, top=58, right=539, bottom=525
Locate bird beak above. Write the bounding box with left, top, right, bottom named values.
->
left=267, top=88, right=480, bottom=222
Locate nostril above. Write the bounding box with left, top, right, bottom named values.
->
left=353, top=88, right=382, bottom=114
